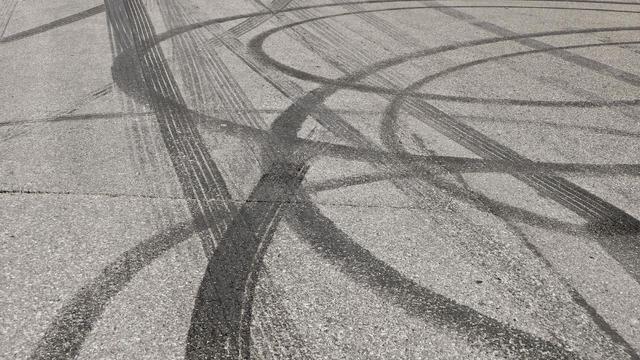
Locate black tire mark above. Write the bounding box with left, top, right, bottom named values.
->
left=154, top=1, right=318, bottom=357
left=301, top=168, right=581, bottom=234
left=457, top=115, right=640, bottom=139
left=248, top=9, right=640, bottom=235
left=244, top=3, right=640, bottom=246
left=181, top=1, right=390, bottom=157
left=106, top=4, right=183, bottom=231
left=0, top=4, right=106, bottom=43
left=0, top=0, right=19, bottom=39
left=301, top=152, right=640, bottom=358
left=205, top=0, right=295, bottom=48
left=185, top=163, right=308, bottom=360
left=136, top=0, right=640, bottom=240
left=193, top=109, right=640, bottom=177
left=104, top=0, right=264, bottom=348
left=32, top=4, right=640, bottom=358
left=249, top=11, right=634, bottom=356
left=175, top=3, right=588, bottom=355
left=378, top=34, right=640, bottom=231
left=123, top=84, right=640, bottom=182
left=166, top=5, right=635, bottom=174
left=249, top=17, right=640, bottom=106
left=29, top=221, right=198, bottom=360
left=175, top=10, right=367, bottom=355
left=285, top=193, right=582, bottom=359
left=156, top=1, right=640, bottom=46
left=0, top=111, right=153, bottom=128
left=436, top=5, right=640, bottom=89
left=329, top=0, right=420, bottom=48
left=1, top=84, right=113, bottom=143
left=397, top=40, right=640, bottom=107
left=107, top=1, right=328, bottom=358
left=108, top=0, right=236, bottom=257
left=369, top=11, right=640, bottom=354
left=247, top=5, right=639, bottom=357
left=159, top=0, right=273, bottom=137
left=108, top=2, right=266, bottom=358
left=241, top=20, right=595, bottom=358
left=154, top=0, right=267, bottom=199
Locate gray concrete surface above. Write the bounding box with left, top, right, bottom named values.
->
left=1, top=0, right=640, bottom=359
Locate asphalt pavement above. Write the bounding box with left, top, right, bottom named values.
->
left=1, top=0, right=640, bottom=359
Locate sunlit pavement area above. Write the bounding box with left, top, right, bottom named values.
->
left=1, top=0, right=640, bottom=358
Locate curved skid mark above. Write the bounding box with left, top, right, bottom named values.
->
left=248, top=5, right=640, bottom=231
left=29, top=222, right=197, bottom=360
left=155, top=1, right=640, bottom=45
left=31, top=1, right=640, bottom=359
left=248, top=13, right=640, bottom=107
left=186, top=164, right=308, bottom=360
left=285, top=194, right=581, bottom=359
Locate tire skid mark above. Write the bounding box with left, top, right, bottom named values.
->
left=330, top=0, right=419, bottom=48
left=63, top=2, right=255, bottom=358
left=185, top=164, right=309, bottom=359
left=30, top=2, right=640, bottom=359
left=1, top=83, right=113, bottom=143
left=109, top=4, right=264, bottom=349
left=437, top=6, right=640, bottom=89
left=169, top=4, right=474, bottom=357
left=29, top=221, right=199, bottom=360
left=245, top=14, right=640, bottom=109
left=325, top=6, right=640, bottom=107
left=397, top=57, right=639, bottom=234
left=151, top=0, right=640, bottom=46
left=107, top=0, right=236, bottom=257
left=0, top=111, right=153, bottom=127
left=0, top=3, right=105, bottom=43
left=532, top=74, right=640, bottom=127
left=455, top=114, right=640, bottom=139
left=178, top=2, right=377, bottom=152
left=172, top=8, right=352, bottom=354
left=0, top=0, right=19, bottom=39
left=248, top=7, right=640, bottom=234
left=154, top=0, right=259, bottom=198
left=296, top=4, right=640, bottom=349
left=228, top=39, right=581, bottom=360
left=138, top=6, right=634, bottom=177
left=170, top=3, right=635, bottom=147
left=286, top=193, right=582, bottom=359
left=142, top=86, right=640, bottom=179
left=108, top=1, right=318, bottom=358
left=192, top=112, right=640, bottom=177
left=156, top=0, right=268, bottom=143
left=206, top=0, right=295, bottom=48
left=248, top=0, right=640, bottom=289
left=302, top=167, right=581, bottom=233
left=376, top=6, right=640, bottom=123
left=385, top=84, right=640, bottom=358
left=155, top=0, right=313, bottom=357
left=319, top=4, right=639, bottom=355
left=107, top=2, right=184, bottom=226
left=247, top=4, right=638, bottom=357
left=242, top=2, right=420, bottom=154
left=30, top=1, right=322, bottom=357
left=248, top=2, right=633, bottom=242
left=243, top=18, right=587, bottom=358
